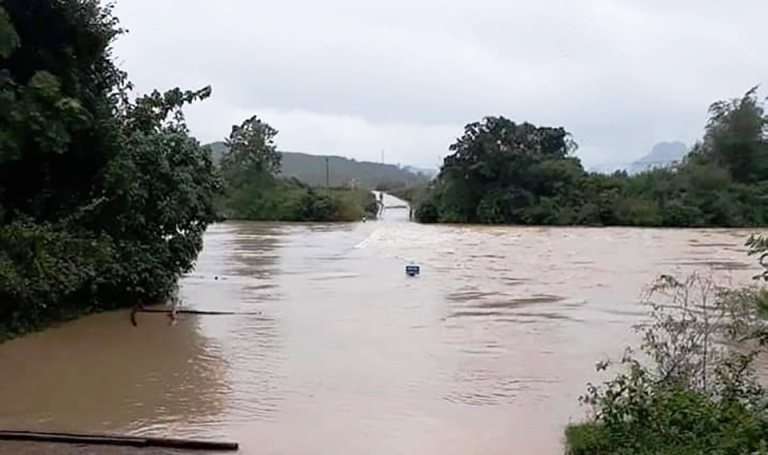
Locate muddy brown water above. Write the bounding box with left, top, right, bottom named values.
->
left=0, top=194, right=762, bottom=454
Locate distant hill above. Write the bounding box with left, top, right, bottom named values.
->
left=205, top=142, right=430, bottom=189
left=627, top=141, right=688, bottom=174
left=402, top=165, right=438, bottom=178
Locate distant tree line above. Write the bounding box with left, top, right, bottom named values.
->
left=215, top=116, right=379, bottom=222
left=206, top=142, right=431, bottom=190
left=404, top=87, right=768, bottom=228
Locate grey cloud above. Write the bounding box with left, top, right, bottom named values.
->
left=113, top=0, right=768, bottom=168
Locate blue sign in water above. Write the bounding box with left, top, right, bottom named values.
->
left=405, top=265, right=420, bottom=277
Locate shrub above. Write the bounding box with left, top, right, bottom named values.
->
left=566, top=271, right=768, bottom=455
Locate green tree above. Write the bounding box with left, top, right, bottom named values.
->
left=424, top=116, right=582, bottom=224
left=222, top=115, right=281, bottom=178
left=218, top=115, right=282, bottom=218
left=96, top=87, right=222, bottom=303
left=217, top=115, right=378, bottom=222
left=0, top=0, right=126, bottom=223
left=0, top=0, right=222, bottom=338
left=691, top=86, right=768, bottom=183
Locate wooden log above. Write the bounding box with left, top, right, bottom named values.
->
left=0, top=430, right=239, bottom=451
left=0, top=431, right=145, bottom=448
left=137, top=308, right=260, bottom=316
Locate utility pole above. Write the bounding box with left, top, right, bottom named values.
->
left=325, top=157, right=330, bottom=188
left=376, top=150, right=384, bottom=190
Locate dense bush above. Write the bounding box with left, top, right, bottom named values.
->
left=565, top=252, right=768, bottom=455
left=0, top=1, right=221, bottom=340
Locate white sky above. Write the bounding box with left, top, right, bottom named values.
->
left=112, top=0, right=767, bottom=169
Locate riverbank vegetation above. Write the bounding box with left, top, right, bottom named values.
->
left=565, top=235, right=768, bottom=454
left=0, top=1, right=222, bottom=340
left=215, top=116, right=379, bottom=222
left=405, top=88, right=768, bottom=227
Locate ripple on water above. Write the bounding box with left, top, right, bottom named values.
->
left=445, top=289, right=575, bottom=321
left=223, top=318, right=286, bottom=423
left=443, top=370, right=561, bottom=406
left=689, top=241, right=741, bottom=248
left=498, top=312, right=582, bottom=323
left=445, top=290, right=499, bottom=302
left=667, top=259, right=752, bottom=270
left=475, top=295, right=566, bottom=308
left=448, top=310, right=508, bottom=319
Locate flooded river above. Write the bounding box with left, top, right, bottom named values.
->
left=0, top=194, right=762, bottom=454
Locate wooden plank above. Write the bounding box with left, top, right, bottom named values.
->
left=0, top=430, right=239, bottom=451
left=137, top=308, right=258, bottom=316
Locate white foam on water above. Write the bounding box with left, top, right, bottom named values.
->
left=353, top=228, right=385, bottom=249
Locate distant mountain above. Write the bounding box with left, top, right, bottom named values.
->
left=627, top=141, right=688, bottom=174
left=402, top=165, right=438, bottom=178
left=205, top=142, right=430, bottom=189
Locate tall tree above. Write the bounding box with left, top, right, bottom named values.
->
left=436, top=116, right=581, bottom=223
left=222, top=115, right=282, bottom=178
left=0, top=0, right=222, bottom=335
left=690, top=86, right=768, bottom=183
left=218, top=115, right=282, bottom=218
left=0, top=0, right=127, bottom=223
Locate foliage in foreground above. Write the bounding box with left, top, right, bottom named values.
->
left=217, top=116, right=379, bottom=222
left=565, top=242, right=768, bottom=455
left=408, top=87, right=768, bottom=227
left=0, top=1, right=221, bottom=340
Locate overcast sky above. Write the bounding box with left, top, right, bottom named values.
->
left=112, top=0, right=766, bottom=170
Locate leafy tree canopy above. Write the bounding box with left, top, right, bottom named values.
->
left=0, top=0, right=222, bottom=339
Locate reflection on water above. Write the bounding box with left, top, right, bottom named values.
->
left=0, top=311, right=227, bottom=438
left=0, top=195, right=763, bottom=454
